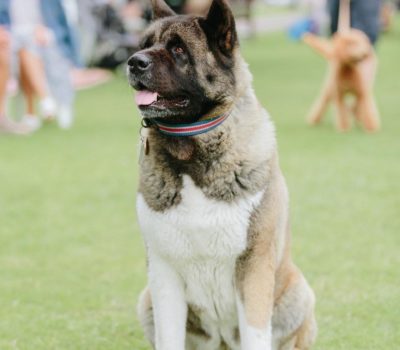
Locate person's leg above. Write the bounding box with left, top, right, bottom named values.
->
left=18, top=48, right=56, bottom=120
left=19, top=61, right=35, bottom=115
left=0, top=29, right=32, bottom=134
left=0, top=29, right=11, bottom=115
left=18, top=49, right=48, bottom=99
left=328, top=0, right=340, bottom=35
left=18, top=55, right=43, bottom=131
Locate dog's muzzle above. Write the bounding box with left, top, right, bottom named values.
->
left=128, top=53, right=153, bottom=76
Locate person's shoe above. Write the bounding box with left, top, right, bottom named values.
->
left=39, top=97, right=57, bottom=121
left=20, top=114, right=42, bottom=132
left=57, top=105, right=74, bottom=129
left=0, top=116, right=33, bottom=135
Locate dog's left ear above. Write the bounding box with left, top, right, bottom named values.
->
left=151, top=0, right=176, bottom=20
left=200, top=0, right=238, bottom=56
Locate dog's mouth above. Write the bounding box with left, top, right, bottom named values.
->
left=135, top=90, right=189, bottom=111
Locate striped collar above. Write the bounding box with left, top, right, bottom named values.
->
left=143, top=113, right=229, bottom=137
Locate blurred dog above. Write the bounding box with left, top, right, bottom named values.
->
left=303, top=0, right=380, bottom=132
left=127, top=0, right=317, bottom=348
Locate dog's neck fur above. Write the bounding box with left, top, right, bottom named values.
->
left=139, top=53, right=273, bottom=210
left=147, top=53, right=254, bottom=162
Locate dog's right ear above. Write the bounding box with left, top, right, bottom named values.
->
left=151, top=0, right=176, bottom=20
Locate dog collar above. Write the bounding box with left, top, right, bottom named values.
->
left=143, top=113, right=229, bottom=137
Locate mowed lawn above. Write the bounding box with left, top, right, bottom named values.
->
left=1, top=22, right=399, bottom=350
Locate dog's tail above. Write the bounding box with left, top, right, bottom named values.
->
left=338, top=0, right=351, bottom=32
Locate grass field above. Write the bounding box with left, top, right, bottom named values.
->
left=1, top=23, right=400, bottom=350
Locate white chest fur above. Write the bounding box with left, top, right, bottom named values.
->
left=137, top=175, right=264, bottom=261
left=137, top=175, right=264, bottom=346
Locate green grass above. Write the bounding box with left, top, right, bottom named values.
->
left=1, top=21, right=400, bottom=349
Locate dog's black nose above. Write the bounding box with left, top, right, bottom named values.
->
left=128, top=53, right=152, bottom=72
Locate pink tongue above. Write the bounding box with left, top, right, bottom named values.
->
left=135, top=91, right=158, bottom=106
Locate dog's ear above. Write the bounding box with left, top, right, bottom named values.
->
left=200, top=0, right=238, bottom=56
left=151, top=0, right=176, bottom=20
left=302, top=33, right=334, bottom=59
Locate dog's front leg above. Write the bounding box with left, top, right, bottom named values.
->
left=235, top=165, right=286, bottom=350
left=356, top=56, right=380, bottom=132
left=148, top=253, right=187, bottom=350
left=334, top=92, right=351, bottom=131
left=235, top=252, right=275, bottom=350
left=307, top=69, right=334, bottom=125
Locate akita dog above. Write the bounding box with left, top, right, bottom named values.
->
left=127, top=0, right=317, bottom=348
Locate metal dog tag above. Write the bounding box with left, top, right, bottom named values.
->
left=139, top=134, right=149, bottom=165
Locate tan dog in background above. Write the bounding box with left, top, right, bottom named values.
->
left=303, top=0, right=380, bottom=132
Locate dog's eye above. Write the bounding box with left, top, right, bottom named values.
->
left=173, top=46, right=185, bottom=55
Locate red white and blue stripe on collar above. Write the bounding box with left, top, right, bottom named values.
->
left=151, top=113, right=229, bottom=137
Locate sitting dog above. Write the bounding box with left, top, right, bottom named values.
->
left=303, top=0, right=380, bottom=132
left=127, top=0, right=317, bottom=349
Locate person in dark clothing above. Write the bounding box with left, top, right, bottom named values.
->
left=328, top=0, right=382, bottom=45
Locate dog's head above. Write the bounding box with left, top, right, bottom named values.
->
left=128, top=0, right=239, bottom=123
left=332, top=29, right=371, bottom=65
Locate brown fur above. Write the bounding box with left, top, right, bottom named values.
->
left=236, top=154, right=316, bottom=349
left=134, top=1, right=316, bottom=348
left=140, top=115, right=270, bottom=211
left=303, top=0, right=380, bottom=132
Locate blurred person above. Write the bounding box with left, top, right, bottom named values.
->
left=328, top=0, right=382, bottom=45
left=0, top=0, right=59, bottom=133
left=39, top=0, right=81, bottom=129
left=1, top=0, right=84, bottom=130
left=48, top=0, right=112, bottom=96
left=0, top=0, right=58, bottom=132
left=74, top=0, right=98, bottom=65
left=18, top=27, right=57, bottom=130
left=0, top=25, right=30, bottom=134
